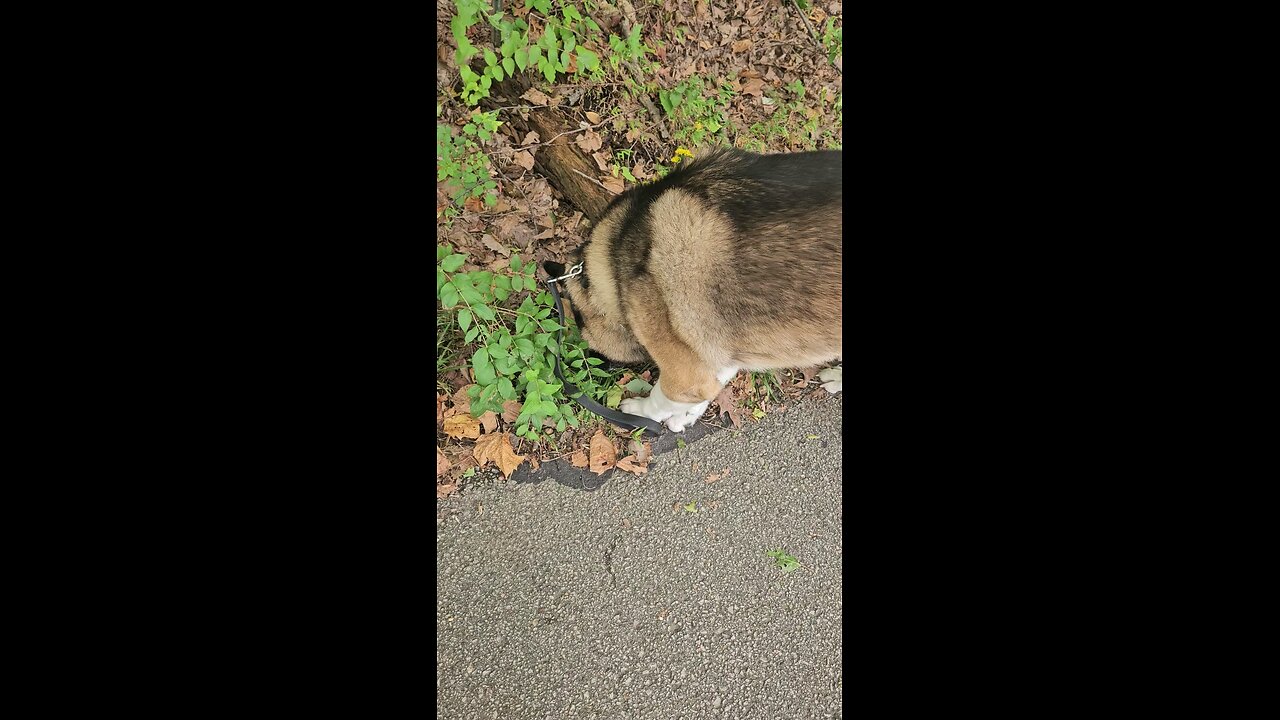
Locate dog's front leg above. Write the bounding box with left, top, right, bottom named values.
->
left=620, top=366, right=738, bottom=433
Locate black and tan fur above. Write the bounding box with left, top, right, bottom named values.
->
left=546, top=146, right=841, bottom=431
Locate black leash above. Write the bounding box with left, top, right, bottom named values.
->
left=545, top=263, right=665, bottom=437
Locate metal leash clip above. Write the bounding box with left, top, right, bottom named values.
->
left=547, top=261, right=583, bottom=284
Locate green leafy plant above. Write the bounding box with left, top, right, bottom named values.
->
left=822, top=17, right=842, bottom=66
left=767, top=549, right=801, bottom=573
left=438, top=245, right=627, bottom=442
left=436, top=112, right=502, bottom=211
left=450, top=1, right=606, bottom=105
left=659, top=76, right=734, bottom=147
left=611, top=148, right=637, bottom=182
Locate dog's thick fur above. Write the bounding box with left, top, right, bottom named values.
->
left=546, top=146, right=841, bottom=431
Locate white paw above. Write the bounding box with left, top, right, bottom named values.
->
left=664, top=400, right=710, bottom=432
left=619, top=380, right=708, bottom=432
left=619, top=396, right=671, bottom=422
left=818, top=366, right=842, bottom=394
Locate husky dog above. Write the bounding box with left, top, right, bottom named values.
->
left=545, top=146, right=842, bottom=432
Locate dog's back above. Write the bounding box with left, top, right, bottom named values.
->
left=637, top=147, right=842, bottom=370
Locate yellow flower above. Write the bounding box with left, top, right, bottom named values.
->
left=670, top=147, right=695, bottom=163
left=694, top=121, right=704, bottom=130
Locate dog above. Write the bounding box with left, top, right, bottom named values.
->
left=544, top=146, right=841, bottom=432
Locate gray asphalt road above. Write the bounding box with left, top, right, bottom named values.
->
left=436, top=393, right=843, bottom=720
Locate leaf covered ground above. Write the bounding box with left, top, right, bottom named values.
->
left=437, top=0, right=843, bottom=496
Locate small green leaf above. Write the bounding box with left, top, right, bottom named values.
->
left=441, top=284, right=460, bottom=308
left=528, top=44, right=541, bottom=66
left=441, top=254, right=467, bottom=272
left=458, top=309, right=473, bottom=332
left=684, top=502, right=697, bottom=513
left=514, top=47, right=529, bottom=71
left=515, top=337, right=535, bottom=355
left=473, top=304, right=496, bottom=322
left=624, top=378, right=652, bottom=394
left=543, top=59, right=556, bottom=83
left=503, top=57, right=515, bottom=76
left=492, top=65, right=504, bottom=82
left=577, top=48, right=599, bottom=71
left=540, top=319, right=563, bottom=332
left=753, top=408, right=766, bottom=419
left=606, top=385, right=623, bottom=408
left=498, top=377, right=515, bottom=399
left=676, top=437, right=687, bottom=450
left=465, top=327, right=480, bottom=343
left=484, top=49, right=498, bottom=67
left=512, top=275, right=524, bottom=292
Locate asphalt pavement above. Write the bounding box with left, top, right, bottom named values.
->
left=436, top=392, right=844, bottom=719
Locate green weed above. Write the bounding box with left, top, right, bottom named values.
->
left=767, top=549, right=800, bottom=573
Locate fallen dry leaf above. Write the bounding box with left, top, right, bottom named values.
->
left=630, top=438, right=652, bottom=464
left=521, top=130, right=540, bottom=145
left=513, top=150, right=535, bottom=171
left=585, top=110, right=602, bottom=123
left=521, top=88, right=552, bottom=105
left=477, top=411, right=498, bottom=434
left=712, top=385, right=744, bottom=429
left=444, top=413, right=481, bottom=439
left=451, top=384, right=475, bottom=414
left=481, top=234, right=509, bottom=257
left=732, top=39, right=753, bottom=53
left=592, top=151, right=612, bottom=172
left=473, top=432, right=527, bottom=477
left=705, top=473, right=720, bottom=483
left=464, top=196, right=484, bottom=212
left=570, top=449, right=589, bottom=468
left=502, top=400, right=522, bottom=422
left=437, top=482, right=459, bottom=498
left=601, top=175, right=624, bottom=194
left=437, top=447, right=452, bottom=478
left=616, top=455, right=648, bottom=475
left=740, top=77, right=765, bottom=97
left=575, top=129, right=603, bottom=152
left=589, top=430, right=617, bottom=475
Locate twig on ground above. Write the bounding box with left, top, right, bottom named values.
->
left=571, top=168, right=618, bottom=194
left=788, top=0, right=842, bottom=75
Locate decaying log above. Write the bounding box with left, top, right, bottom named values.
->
left=483, top=77, right=613, bottom=222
